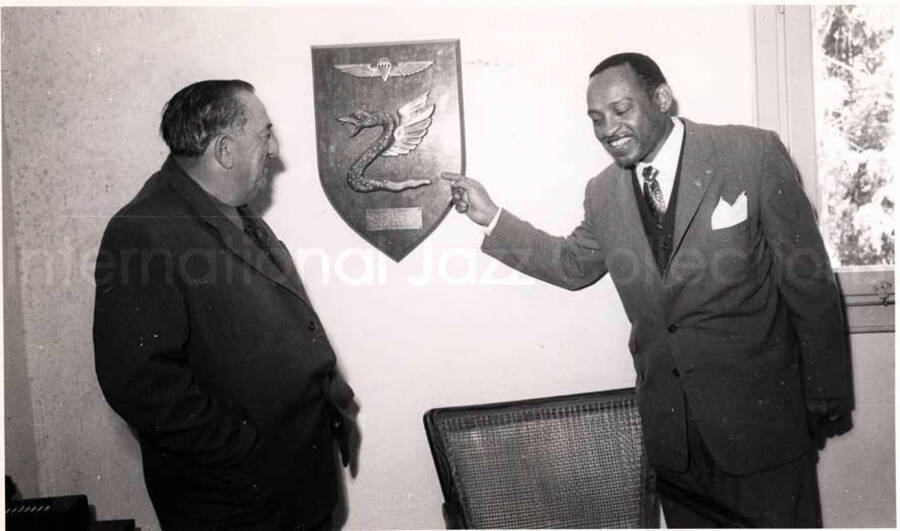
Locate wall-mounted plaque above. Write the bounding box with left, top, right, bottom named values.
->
left=312, top=39, right=464, bottom=261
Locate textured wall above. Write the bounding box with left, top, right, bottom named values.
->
left=2, top=7, right=173, bottom=519
left=1, top=6, right=892, bottom=529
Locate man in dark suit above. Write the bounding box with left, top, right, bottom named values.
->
left=443, top=53, right=852, bottom=527
left=93, top=80, right=355, bottom=530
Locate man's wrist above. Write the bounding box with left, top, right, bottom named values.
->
left=483, top=207, right=502, bottom=235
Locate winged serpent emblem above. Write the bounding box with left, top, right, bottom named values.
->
left=337, top=92, right=435, bottom=193
left=334, top=58, right=433, bottom=82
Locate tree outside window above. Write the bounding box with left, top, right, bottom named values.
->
left=813, top=5, right=895, bottom=267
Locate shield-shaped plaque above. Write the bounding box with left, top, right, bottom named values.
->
left=312, top=39, right=464, bottom=261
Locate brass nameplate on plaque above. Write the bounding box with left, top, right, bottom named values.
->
left=365, top=208, right=424, bottom=231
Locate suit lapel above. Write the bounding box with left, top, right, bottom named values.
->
left=273, top=243, right=310, bottom=300
left=243, top=207, right=311, bottom=300
left=667, top=120, right=716, bottom=271
left=161, top=157, right=311, bottom=303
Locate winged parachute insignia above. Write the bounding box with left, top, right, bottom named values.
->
left=334, top=57, right=434, bottom=82
left=337, top=92, right=435, bottom=193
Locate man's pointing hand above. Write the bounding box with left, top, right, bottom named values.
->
left=441, top=172, right=500, bottom=227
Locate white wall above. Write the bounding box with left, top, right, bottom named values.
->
left=4, top=6, right=888, bottom=530
left=818, top=332, right=895, bottom=528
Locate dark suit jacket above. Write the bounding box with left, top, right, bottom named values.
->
left=93, top=157, right=351, bottom=528
left=483, top=119, right=850, bottom=475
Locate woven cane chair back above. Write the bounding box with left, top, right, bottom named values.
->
left=424, top=388, right=659, bottom=529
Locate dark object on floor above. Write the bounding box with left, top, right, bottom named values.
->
left=6, top=475, right=19, bottom=503
left=6, top=494, right=137, bottom=531
left=6, top=494, right=90, bottom=531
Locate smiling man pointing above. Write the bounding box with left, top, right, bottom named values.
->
left=444, top=52, right=851, bottom=527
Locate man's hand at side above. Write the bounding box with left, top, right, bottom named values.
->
left=807, top=398, right=853, bottom=450
left=442, top=172, right=500, bottom=226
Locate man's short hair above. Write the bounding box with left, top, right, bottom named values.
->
left=589, top=53, right=667, bottom=96
left=160, top=80, right=255, bottom=157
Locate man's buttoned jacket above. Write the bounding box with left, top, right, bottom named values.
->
left=483, top=119, right=850, bottom=475
left=93, top=157, right=349, bottom=527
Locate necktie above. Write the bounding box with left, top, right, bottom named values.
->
left=641, top=165, right=667, bottom=218
left=237, top=205, right=283, bottom=273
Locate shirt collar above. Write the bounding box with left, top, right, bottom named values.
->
left=638, top=117, right=683, bottom=176
left=636, top=117, right=683, bottom=199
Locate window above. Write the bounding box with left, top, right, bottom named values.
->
left=754, top=5, right=894, bottom=333
left=814, top=5, right=894, bottom=268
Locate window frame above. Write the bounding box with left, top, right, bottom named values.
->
left=753, top=5, right=895, bottom=334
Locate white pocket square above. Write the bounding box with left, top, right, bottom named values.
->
left=711, top=191, right=748, bottom=230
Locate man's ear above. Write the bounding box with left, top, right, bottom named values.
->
left=654, top=84, right=674, bottom=114
left=212, top=135, right=234, bottom=169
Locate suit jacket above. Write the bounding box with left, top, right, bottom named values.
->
left=93, top=157, right=351, bottom=528
left=483, top=119, right=850, bottom=475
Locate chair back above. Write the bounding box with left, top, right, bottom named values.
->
left=424, top=387, right=658, bottom=529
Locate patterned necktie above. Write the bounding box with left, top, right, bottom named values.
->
left=641, top=165, right=667, bottom=218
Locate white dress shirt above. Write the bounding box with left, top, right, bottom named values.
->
left=635, top=117, right=684, bottom=208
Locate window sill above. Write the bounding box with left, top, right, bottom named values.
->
left=836, top=267, right=895, bottom=334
